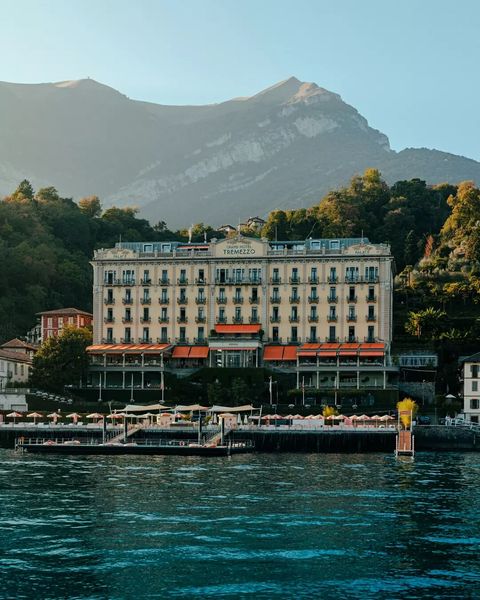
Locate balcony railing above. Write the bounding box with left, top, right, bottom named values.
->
left=102, top=337, right=116, bottom=343
left=347, top=315, right=357, bottom=322
left=287, top=337, right=300, bottom=344
left=193, top=337, right=206, bottom=345
left=139, top=337, right=152, bottom=344
left=140, top=317, right=151, bottom=323
left=140, top=298, right=151, bottom=305
left=289, top=276, right=301, bottom=284
left=364, top=336, right=377, bottom=343
left=327, top=296, right=338, bottom=303
left=177, top=297, right=188, bottom=305
left=249, top=296, right=259, bottom=304
left=157, top=337, right=171, bottom=343
left=159, top=278, right=170, bottom=285
left=270, top=277, right=282, bottom=284
left=216, top=317, right=227, bottom=324
left=158, top=317, right=169, bottom=323
left=140, top=278, right=152, bottom=285
left=289, top=296, right=300, bottom=304
left=216, top=297, right=227, bottom=304
left=327, top=275, right=338, bottom=283
left=177, top=278, right=189, bottom=285
left=325, top=336, right=339, bottom=343
left=270, top=316, right=281, bottom=323
left=232, top=317, right=244, bottom=324
left=195, top=316, right=206, bottom=323
left=366, top=315, right=376, bottom=322
left=306, top=337, right=318, bottom=343
left=347, top=296, right=358, bottom=303
left=175, top=337, right=189, bottom=344
left=158, top=297, right=170, bottom=304
left=104, top=298, right=115, bottom=305
left=270, top=296, right=281, bottom=303
left=366, top=295, right=377, bottom=302
left=195, top=278, right=207, bottom=285
left=308, top=276, right=319, bottom=284
left=177, top=316, right=188, bottom=323
left=214, top=277, right=262, bottom=285
left=122, top=298, right=133, bottom=305
left=120, top=338, right=132, bottom=343
left=104, top=279, right=121, bottom=286
left=122, top=280, right=136, bottom=286
left=289, top=316, right=300, bottom=323
left=233, top=297, right=244, bottom=304
left=249, top=316, right=260, bottom=323
left=327, top=315, right=338, bottom=322
left=104, top=317, right=115, bottom=323
left=195, top=297, right=206, bottom=304
left=308, top=316, right=318, bottom=322
left=308, top=296, right=319, bottom=303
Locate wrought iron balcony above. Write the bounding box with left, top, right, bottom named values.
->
left=216, top=297, right=227, bottom=304
left=306, top=337, right=318, bottom=343
left=140, top=278, right=152, bottom=285
left=104, top=317, right=115, bottom=323
left=102, top=337, right=116, bottom=343
left=249, top=316, right=260, bottom=323
left=289, top=296, right=300, bottom=304
left=289, top=316, right=300, bottom=323
left=287, top=337, right=300, bottom=344
left=249, top=296, right=260, bottom=304
left=346, top=315, right=357, bottom=322
left=233, top=296, right=244, bottom=304
left=327, top=275, right=338, bottom=283
left=347, top=296, right=358, bottom=303
left=195, top=278, right=207, bottom=285
left=122, top=298, right=133, bottom=305
left=194, top=337, right=206, bottom=344
left=158, top=316, right=169, bottom=323
left=104, top=298, right=115, bottom=305
left=158, top=297, right=170, bottom=304
left=159, top=278, right=170, bottom=285
left=327, top=315, right=338, bottom=322
left=270, top=277, right=282, bottom=284
left=270, top=316, right=281, bottom=323
left=216, top=317, right=227, bottom=324
left=195, top=297, right=207, bottom=304
left=308, top=276, right=319, bottom=284
left=366, top=315, right=377, bottom=322
left=366, top=295, right=377, bottom=302
left=232, top=317, right=244, bottom=324
left=195, top=316, right=206, bottom=323
left=308, top=296, right=319, bottom=303
left=177, top=297, right=188, bottom=305
left=140, top=298, right=151, bottom=305
left=157, top=336, right=171, bottom=343
left=175, top=337, right=189, bottom=344
left=122, top=317, right=132, bottom=323
left=289, top=276, right=301, bottom=284
left=327, top=295, right=338, bottom=303
left=177, top=278, right=189, bottom=285
left=177, top=316, right=188, bottom=323
left=140, top=317, right=151, bottom=323
left=139, top=337, right=152, bottom=344
left=120, top=337, right=132, bottom=343
left=308, top=316, right=318, bottom=322
left=325, top=336, right=339, bottom=343
left=270, top=296, right=281, bottom=303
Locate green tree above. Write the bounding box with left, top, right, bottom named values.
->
left=78, top=195, right=102, bottom=218
left=405, top=307, right=448, bottom=339
left=30, top=326, right=92, bottom=392
left=231, top=378, right=250, bottom=405
left=207, top=381, right=224, bottom=404
left=13, top=179, right=35, bottom=200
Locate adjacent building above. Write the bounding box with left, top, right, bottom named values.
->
left=0, top=339, right=35, bottom=389
left=87, top=235, right=396, bottom=393
left=37, top=307, right=93, bottom=341
left=461, top=353, right=480, bottom=423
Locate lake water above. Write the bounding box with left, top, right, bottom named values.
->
left=0, top=450, right=479, bottom=599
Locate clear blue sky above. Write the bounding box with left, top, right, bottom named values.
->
left=2, top=0, right=479, bottom=160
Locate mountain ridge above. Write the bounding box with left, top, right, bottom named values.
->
left=0, top=77, right=479, bottom=227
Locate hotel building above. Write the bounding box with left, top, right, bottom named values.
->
left=87, top=235, right=397, bottom=393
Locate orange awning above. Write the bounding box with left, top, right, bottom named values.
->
left=297, top=351, right=317, bottom=357
left=282, top=346, right=298, bottom=361
left=215, top=324, right=261, bottom=334
left=189, top=346, right=209, bottom=359
left=172, top=346, right=191, bottom=358
left=87, top=343, right=170, bottom=353
left=339, top=351, right=358, bottom=356
left=317, top=352, right=337, bottom=358
left=263, top=346, right=284, bottom=361
left=361, top=351, right=385, bottom=357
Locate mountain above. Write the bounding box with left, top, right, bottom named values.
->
left=1, top=76, right=479, bottom=227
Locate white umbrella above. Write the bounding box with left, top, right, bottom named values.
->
left=27, top=411, right=43, bottom=425
left=379, top=414, right=394, bottom=421
left=66, top=412, right=81, bottom=424
left=47, top=412, right=61, bottom=424
left=86, top=412, right=104, bottom=420
left=7, top=411, right=23, bottom=424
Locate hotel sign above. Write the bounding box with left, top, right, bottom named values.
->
left=218, top=238, right=264, bottom=257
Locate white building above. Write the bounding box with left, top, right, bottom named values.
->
left=461, top=352, right=480, bottom=423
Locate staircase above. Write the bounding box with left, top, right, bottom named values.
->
left=106, top=424, right=144, bottom=444
left=203, top=427, right=231, bottom=446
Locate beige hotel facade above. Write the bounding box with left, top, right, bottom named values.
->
left=87, top=236, right=397, bottom=393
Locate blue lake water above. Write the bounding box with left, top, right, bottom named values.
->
left=0, top=450, right=479, bottom=599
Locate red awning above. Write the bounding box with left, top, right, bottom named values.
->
left=189, top=346, right=209, bottom=359
left=361, top=351, right=385, bottom=357
left=215, top=324, right=261, bottom=334
left=339, top=351, right=358, bottom=356
left=283, top=346, right=298, bottom=361
left=297, top=351, right=317, bottom=357
left=263, top=346, right=284, bottom=361
left=317, top=352, right=337, bottom=358
left=172, top=346, right=191, bottom=358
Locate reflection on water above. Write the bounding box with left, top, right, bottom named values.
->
left=0, top=451, right=479, bottom=599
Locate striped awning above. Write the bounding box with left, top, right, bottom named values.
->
left=87, top=343, right=171, bottom=353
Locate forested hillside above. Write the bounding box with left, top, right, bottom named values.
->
left=1, top=170, right=480, bottom=346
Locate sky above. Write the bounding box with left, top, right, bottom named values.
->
left=2, top=0, right=479, bottom=160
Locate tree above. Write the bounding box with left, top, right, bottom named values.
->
left=207, top=381, right=224, bottom=404
left=78, top=195, right=102, bottom=218
left=231, top=378, right=250, bottom=405
left=405, top=307, right=448, bottom=339
left=13, top=179, right=34, bottom=200
left=30, top=326, right=92, bottom=392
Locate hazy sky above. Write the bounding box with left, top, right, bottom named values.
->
left=2, top=0, right=479, bottom=160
